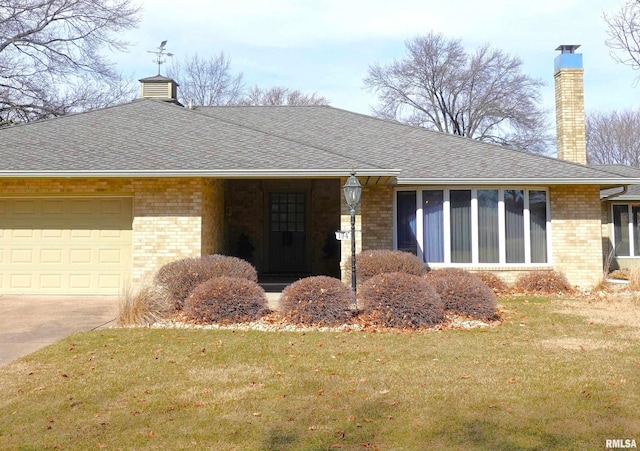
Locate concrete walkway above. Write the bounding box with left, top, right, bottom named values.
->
left=0, top=293, right=282, bottom=367
left=0, top=296, right=118, bottom=366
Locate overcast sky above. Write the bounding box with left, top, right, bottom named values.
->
left=113, top=0, right=638, bottom=120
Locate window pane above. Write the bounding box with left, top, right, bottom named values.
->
left=505, top=189, right=525, bottom=263
left=614, top=205, right=630, bottom=256
left=450, top=190, right=471, bottom=263
left=423, top=191, right=444, bottom=262
left=397, top=191, right=417, bottom=254
left=530, top=190, right=548, bottom=263
left=634, top=206, right=640, bottom=256
left=478, top=190, right=499, bottom=263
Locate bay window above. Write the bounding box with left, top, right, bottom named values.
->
left=395, top=188, right=549, bottom=265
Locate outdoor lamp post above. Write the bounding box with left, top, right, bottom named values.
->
left=343, top=172, right=362, bottom=294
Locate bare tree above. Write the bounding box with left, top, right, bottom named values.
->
left=0, top=0, right=141, bottom=124
left=239, top=85, right=329, bottom=106
left=604, top=0, right=640, bottom=72
left=586, top=109, right=640, bottom=166
left=168, top=52, right=244, bottom=106
left=364, top=32, right=551, bottom=153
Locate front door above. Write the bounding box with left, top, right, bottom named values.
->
left=268, top=192, right=307, bottom=273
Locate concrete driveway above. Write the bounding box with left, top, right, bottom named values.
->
left=0, top=296, right=118, bottom=366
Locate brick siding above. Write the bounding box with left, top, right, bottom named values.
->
left=0, top=177, right=220, bottom=287
left=549, top=185, right=603, bottom=288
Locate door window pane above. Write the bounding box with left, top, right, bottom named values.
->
left=478, top=190, right=499, bottom=263
left=529, top=190, right=547, bottom=263
left=396, top=191, right=417, bottom=254
left=614, top=205, right=630, bottom=256
left=505, top=189, right=525, bottom=263
left=450, top=190, right=471, bottom=263
left=423, top=190, right=444, bottom=262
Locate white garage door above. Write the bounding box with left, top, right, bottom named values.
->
left=0, top=197, right=133, bottom=295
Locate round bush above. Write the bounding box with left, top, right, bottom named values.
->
left=183, top=276, right=268, bottom=324
left=345, top=250, right=426, bottom=283
left=201, top=254, right=258, bottom=282
left=475, top=271, right=510, bottom=296
left=425, top=268, right=497, bottom=320
left=155, top=254, right=258, bottom=310
left=279, top=276, right=355, bottom=326
left=359, top=272, right=445, bottom=328
left=513, top=270, right=572, bottom=294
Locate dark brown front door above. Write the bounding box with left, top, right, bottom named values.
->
left=268, top=192, right=307, bottom=273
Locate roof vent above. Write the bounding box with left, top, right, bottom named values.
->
left=138, top=75, right=181, bottom=105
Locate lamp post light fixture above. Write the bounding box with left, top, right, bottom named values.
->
left=343, top=172, right=362, bottom=295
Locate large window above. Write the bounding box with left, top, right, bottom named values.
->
left=612, top=204, right=640, bottom=257
left=395, top=188, right=549, bottom=265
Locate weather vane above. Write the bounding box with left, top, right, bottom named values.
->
left=147, top=40, right=174, bottom=75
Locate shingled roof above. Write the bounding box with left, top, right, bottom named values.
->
left=0, top=99, right=636, bottom=185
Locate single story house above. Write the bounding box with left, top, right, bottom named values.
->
left=0, top=46, right=638, bottom=295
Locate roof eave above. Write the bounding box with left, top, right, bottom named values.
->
left=0, top=169, right=402, bottom=179
left=397, top=178, right=640, bottom=185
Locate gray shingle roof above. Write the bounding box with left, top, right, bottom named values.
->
left=0, top=99, right=636, bottom=185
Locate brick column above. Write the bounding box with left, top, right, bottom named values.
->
left=550, top=185, right=602, bottom=288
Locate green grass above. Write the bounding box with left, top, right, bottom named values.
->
left=1, top=296, right=639, bottom=450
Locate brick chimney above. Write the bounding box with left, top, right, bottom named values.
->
left=554, top=45, right=586, bottom=164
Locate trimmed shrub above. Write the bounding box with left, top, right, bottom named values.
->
left=345, top=249, right=426, bottom=283
left=425, top=268, right=497, bottom=320
left=513, top=270, right=573, bottom=294
left=117, top=283, right=173, bottom=326
left=279, top=276, right=355, bottom=326
left=200, top=254, right=258, bottom=282
left=359, top=272, right=445, bottom=328
left=155, top=255, right=258, bottom=310
left=475, top=271, right=510, bottom=296
left=183, top=276, right=268, bottom=324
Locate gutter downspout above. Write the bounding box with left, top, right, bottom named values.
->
left=601, top=185, right=628, bottom=201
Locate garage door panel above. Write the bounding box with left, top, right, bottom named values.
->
left=99, top=249, right=125, bottom=264
left=11, top=249, right=33, bottom=263
left=39, top=274, right=63, bottom=289
left=42, top=200, right=65, bottom=214
left=39, top=249, right=63, bottom=264
left=11, top=229, right=35, bottom=239
left=69, top=248, right=92, bottom=264
left=98, top=274, right=122, bottom=290
left=69, top=274, right=92, bottom=289
left=41, top=229, right=64, bottom=239
left=70, top=229, right=93, bottom=238
left=0, top=197, right=132, bottom=295
left=9, top=274, right=32, bottom=289
left=13, top=200, right=38, bottom=215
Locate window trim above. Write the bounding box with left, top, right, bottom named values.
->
left=611, top=202, right=640, bottom=258
left=393, top=186, right=552, bottom=267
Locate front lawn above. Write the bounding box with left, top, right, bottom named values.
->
left=0, top=295, right=638, bottom=450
